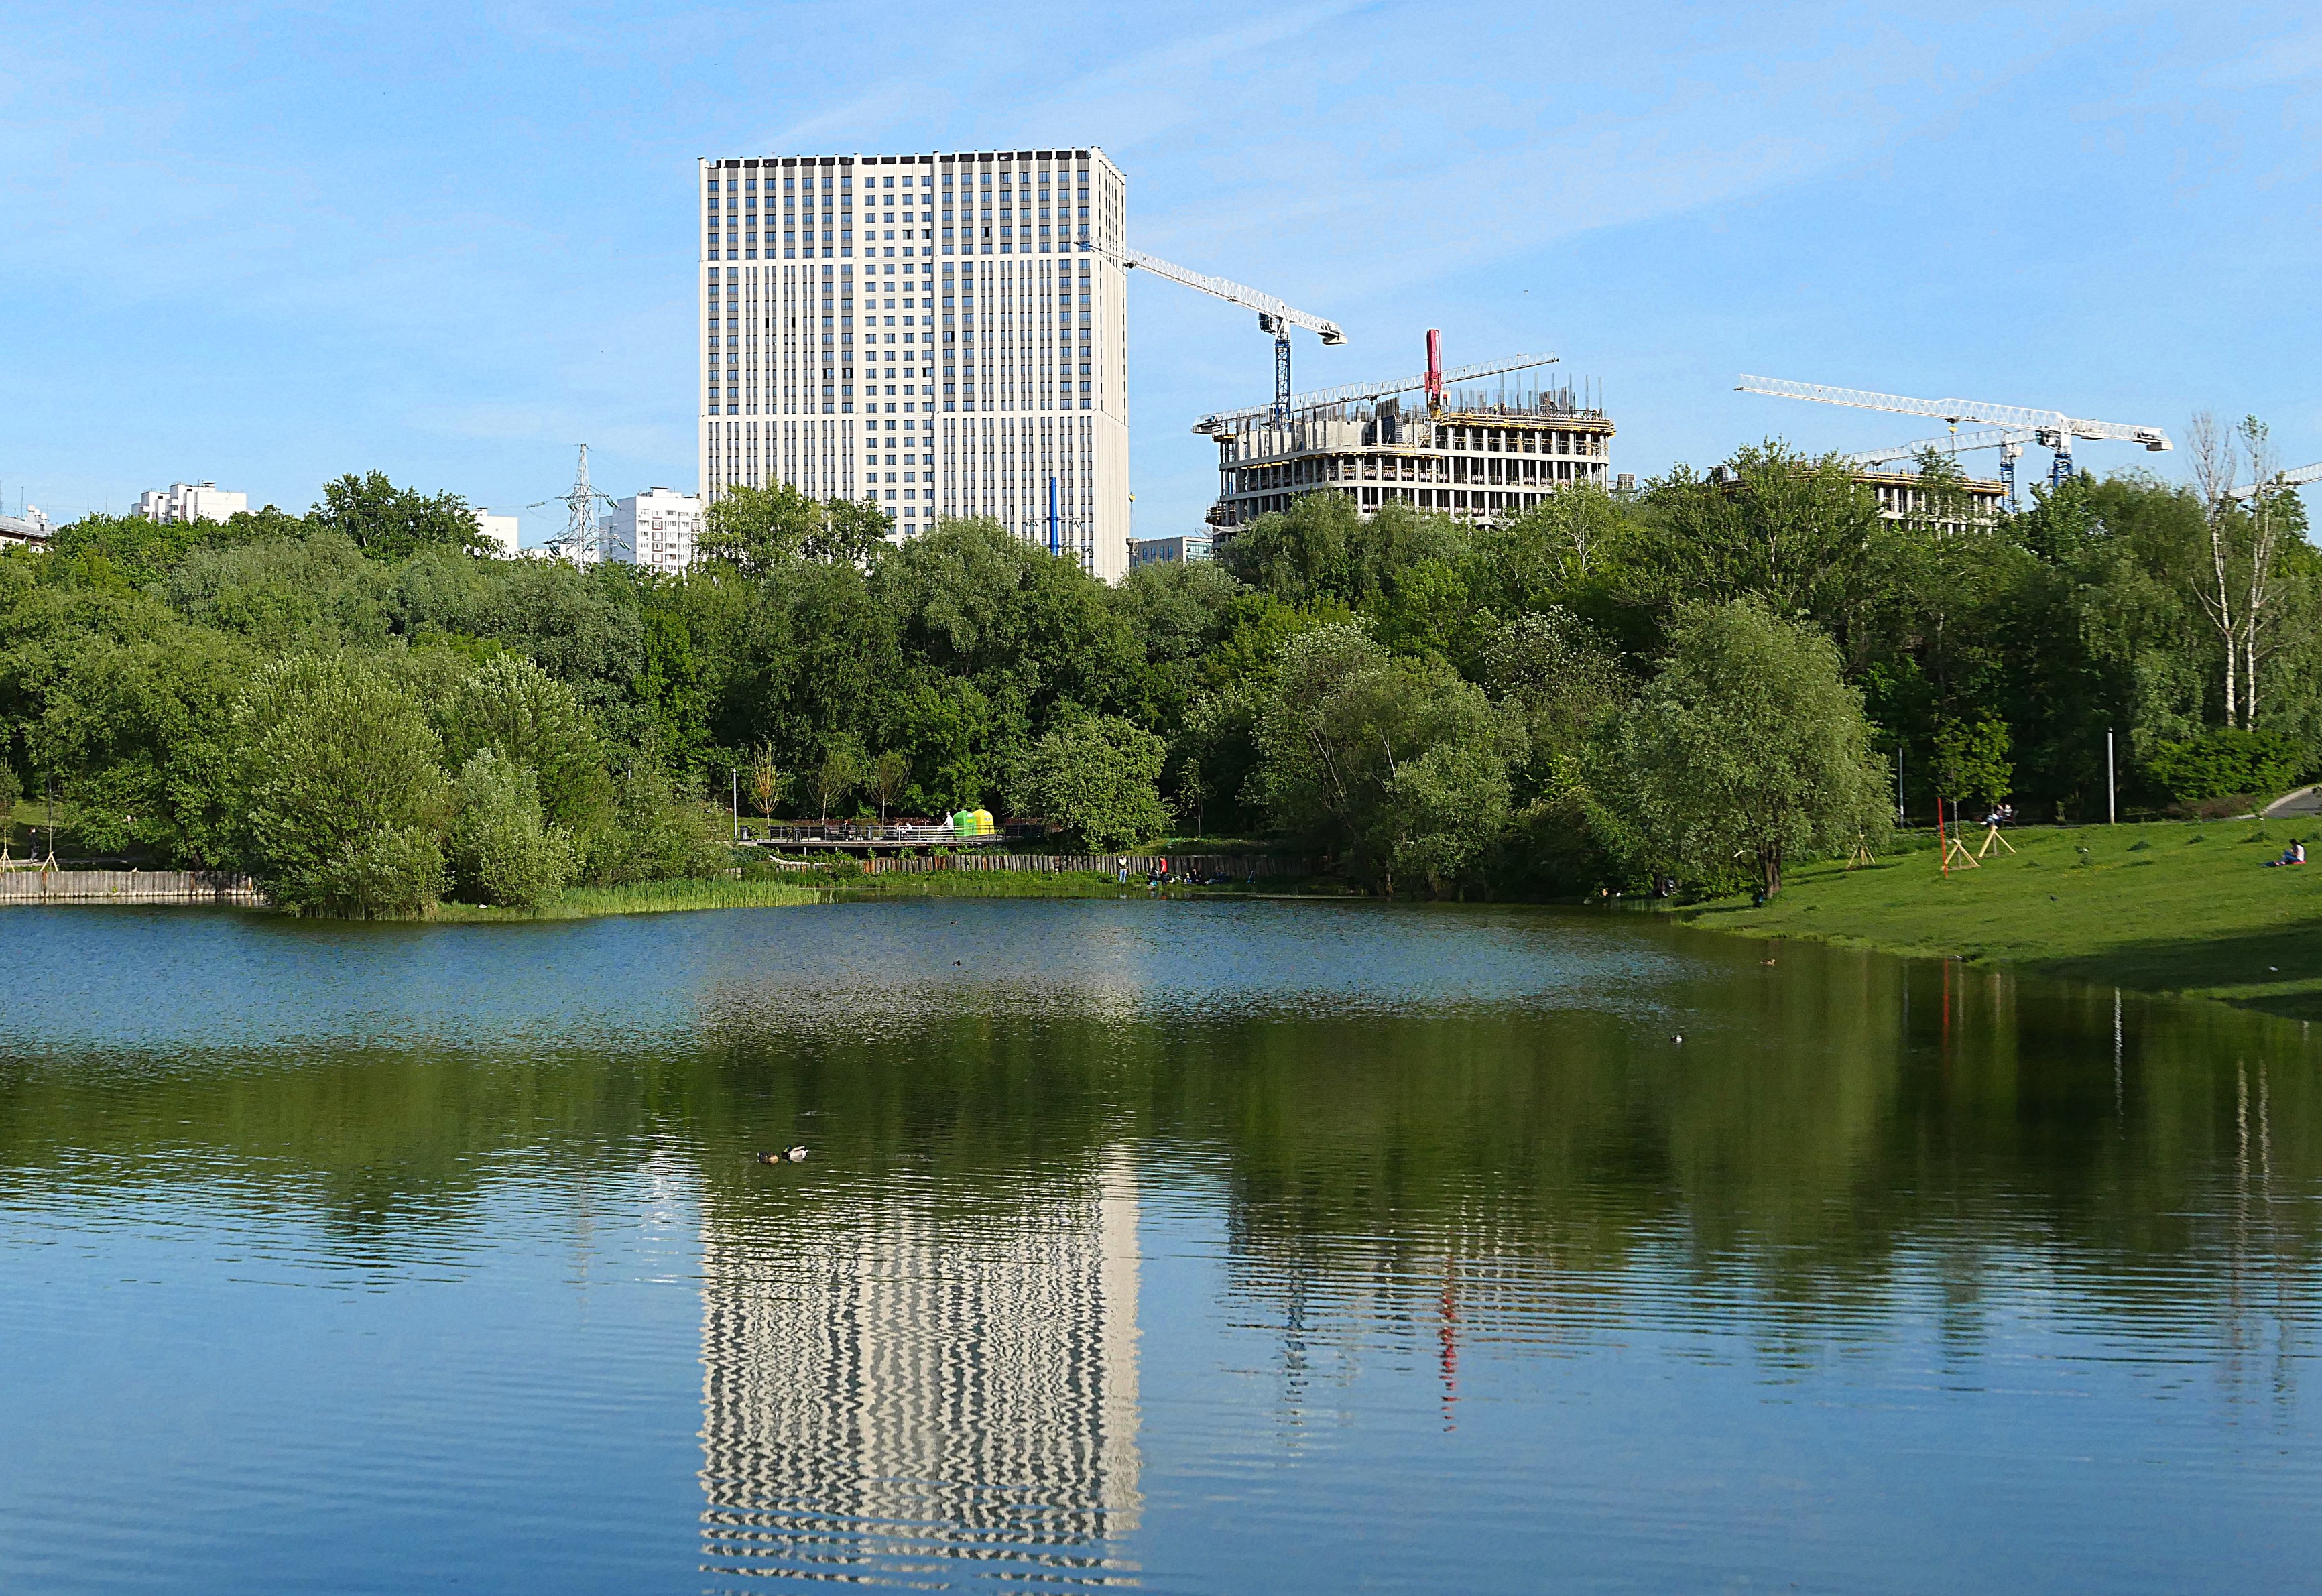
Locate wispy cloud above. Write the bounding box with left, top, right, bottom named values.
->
left=2203, top=29, right=2322, bottom=88
left=761, top=81, right=932, bottom=150
left=1018, top=0, right=1378, bottom=152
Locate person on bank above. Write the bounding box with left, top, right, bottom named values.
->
left=2267, top=841, right=2307, bottom=867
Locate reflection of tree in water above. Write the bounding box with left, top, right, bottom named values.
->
left=1196, top=946, right=2322, bottom=1409
left=9, top=924, right=2322, bottom=1466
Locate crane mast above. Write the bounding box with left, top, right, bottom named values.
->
left=1111, top=247, right=1345, bottom=424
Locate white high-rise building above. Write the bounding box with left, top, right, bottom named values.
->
left=135, top=481, right=247, bottom=524
left=698, top=147, right=1132, bottom=581
left=596, top=487, right=702, bottom=574
left=470, top=509, right=522, bottom=558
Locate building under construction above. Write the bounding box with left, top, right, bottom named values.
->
left=1709, top=460, right=2008, bottom=531
left=1202, top=347, right=1614, bottom=533
left=1855, top=467, right=2007, bottom=529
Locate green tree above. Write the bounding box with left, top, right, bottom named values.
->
left=1478, top=609, right=1633, bottom=802
left=1637, top=444, right=1884, bottom=638
left=235, top=654, right=450, bottom=916
left=1380, top=733, right=1511, bottom=898
left=1247, top=623, right=1510, bottom=893
left=1594, top=599, right=1891, bottom=898
left=26, top=623, right=258, bottom=864
left=1172, top=684, right=1261, bottom=837
left=2146, top=726, right=2304, bottom=803
left=445, top=748, right=574, bottom=908
left=696, top=481, right=893, bottom=574
left=580, top=756, right=729, bottom=884
left=442, top=653, right=614, bottom=837
left=747, top=741, right=786, bottom=820
left=312, top=472, right=491, bottom=560
left=865, top=749, right=908, bottom=823
left=1932, top=716, right=2013, bottom=811
left=883, top=676, right=992, bottom=814
left=1012, top=715, right=1171, bottom=850
left=802, top=741, right=862, bottom=821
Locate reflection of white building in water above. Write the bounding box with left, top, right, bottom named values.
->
left=698, top=1158, right=1140, bottom=1588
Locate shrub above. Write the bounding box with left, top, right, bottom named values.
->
left=235, top=654, right=447, bottom=916
left=445, top=749, right=574, bottom=908
left=2146, top=727, right=2304, bottom=803
left=578, top=759, right=731, bottom=885
left=442, top=653, right=614, bottom=835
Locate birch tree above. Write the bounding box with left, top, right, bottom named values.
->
left=2237, top=416, right=2290, bottom=727
left=2187, top=410, right=2241, bottom=725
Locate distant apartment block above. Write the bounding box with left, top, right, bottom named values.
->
left=599, top=488, right=703, bottom=574
left=1128, top=534, right=1211, bottom=569
left=0, top=503, right=51, bottom=551
left=471, top=510, right=521, bottom=558
left=135, top=481, right=247, bottom=525
left=698, top=147, right=1132, bottom=580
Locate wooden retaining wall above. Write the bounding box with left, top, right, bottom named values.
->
left=0, top=869, right=262, bottom=906
left=855, top=852, right=1315, bottom=878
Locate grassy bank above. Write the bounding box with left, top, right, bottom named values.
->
left=1685, top=819, right=2322, bottom=1018
left=432, top=877, right=822, bottom=921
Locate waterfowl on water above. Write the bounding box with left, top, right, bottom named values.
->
left=755, top=1147, right=810, bottom=1165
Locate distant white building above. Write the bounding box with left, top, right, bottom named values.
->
left=471, top=509, right=522, bottom=558
left=1128, top=534, right=1211, bottom=569
left=0, top=504, right=52, bottom=550
left=598, top=487, right=704, bottom=574
left=135, top=481, right=247, bottom=525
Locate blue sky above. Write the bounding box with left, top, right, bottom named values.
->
left=5, top=2, right=2320, bottom=546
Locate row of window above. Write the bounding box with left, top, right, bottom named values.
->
left=709, top=198, right=1091, bottom=219
left=711, top=177, right=1098, bottom=199
left=1221, top=427, right=1609, bottom=463
left=1231, top=454, right=1605, bottom=491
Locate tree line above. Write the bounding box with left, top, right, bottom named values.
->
left=1, top=426, right=2313, bottom=912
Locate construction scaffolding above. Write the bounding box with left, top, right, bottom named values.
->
left=1207, top=376, right=1615, bottom=532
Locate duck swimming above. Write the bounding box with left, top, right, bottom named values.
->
left=755, top=1147, right=809, bottom=1165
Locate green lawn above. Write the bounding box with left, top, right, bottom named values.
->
left=1685, top=819, right=2322, bottom=1018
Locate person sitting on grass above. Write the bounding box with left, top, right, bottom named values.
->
left=2266, top=841, right=2307, bottom=867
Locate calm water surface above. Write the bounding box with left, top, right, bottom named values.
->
left=3, top=898, right=2319, bottom=1593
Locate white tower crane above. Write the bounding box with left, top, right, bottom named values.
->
left=1841, top=427, right=2043, bottom=508
left=1736, top=375, right=2173, bottom=491
left=2230, top=461, right=2322, bottom=502
left=1105, top=247, right=1346, bottom=424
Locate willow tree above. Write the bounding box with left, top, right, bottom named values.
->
left=1595, top=599, right=1891, bottom=898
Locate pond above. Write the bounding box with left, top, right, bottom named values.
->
left=2, top=898, right=2317, bottom=1593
